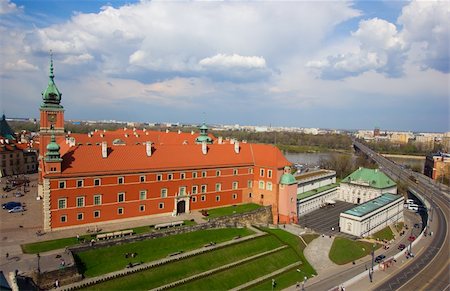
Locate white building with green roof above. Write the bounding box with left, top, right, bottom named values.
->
left=338, top=167, right=397, bottom=205
left=339, top=193, right=404, bottom=237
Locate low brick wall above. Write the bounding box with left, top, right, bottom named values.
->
left=208, top=205, right=272, bottom=226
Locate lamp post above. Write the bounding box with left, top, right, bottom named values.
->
left=369, top=244, right=375, bottom=283
left=297, top=269, right=307, bottom=291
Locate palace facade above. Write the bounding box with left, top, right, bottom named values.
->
left=38, top=58, right=298, bottom=231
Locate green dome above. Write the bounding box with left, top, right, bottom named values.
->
left=195, top=122, right=213, bottom=144
left=280, top=173, right=296, bottom=185
left=41, top=53, right=63, bottom=109
left=46, top=140, right=60, bottom=151
left=196, top=135, right=212, bottom=143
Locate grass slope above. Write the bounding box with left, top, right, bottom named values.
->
left=205, top=203, right=261, bottom=219
left=76, top=228, right=253, bottom=277
left=82, top=235, right=282, bottom=290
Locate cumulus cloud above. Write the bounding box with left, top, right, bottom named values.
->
left=398, top=1, right=450, bottom=73
left=4, top=59, right=38, bottom=71
left=199, top=54, right=266, bottom=69
left=0, top=0, right=21, bottom=14
left=62, top=53, right=94, bottom=65
left=307, top=0, right=449, bottom=79
left=307, top=18, right=406, bottom=79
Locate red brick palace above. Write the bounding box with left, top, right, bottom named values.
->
left=38, top=57, right=298, bottom=231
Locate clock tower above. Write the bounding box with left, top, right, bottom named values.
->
left=38, top=53, right=65, bottom=197
left=40, top=52, right=64, bottom=137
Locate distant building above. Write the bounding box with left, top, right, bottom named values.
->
left=338, top=167, right=397, bottom=204
left=0, top=115, right=38, bottom=177
left=389, top=133, right=410, bottom=144
left=424, top=152, right=450, bottom=182
left=339, top=193, right=404, bottom=237
left=443, top=132, right=450, bottom=153
left=414, top=135, right=435, bottom=151
left=374, top=127, right=380, bottom=137
left=38, top=57, right=298, bottom=231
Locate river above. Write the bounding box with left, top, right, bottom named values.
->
left=284, top=152, right=425, bottom=172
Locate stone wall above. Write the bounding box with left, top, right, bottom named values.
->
left=28, top=265, right=82, bottom=290
left=69, top=206, right=272, bottom=254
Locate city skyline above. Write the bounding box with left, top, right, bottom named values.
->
left=0, top=0, right=449, bottom=132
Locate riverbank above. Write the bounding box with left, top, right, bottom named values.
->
left=277, top=144, right=351, bottom=154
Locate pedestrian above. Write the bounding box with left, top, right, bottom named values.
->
left=76, top=234, right=80, bottom=242
left=365, top=264, right=367, bottom=270
left=55, top=279, right=59, bottom=288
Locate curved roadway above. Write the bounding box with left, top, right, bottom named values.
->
left=353, top=140, right=450, bottom=291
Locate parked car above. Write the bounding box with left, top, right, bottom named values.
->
left=2, top=201, right=21, bottom=210
left=14, top=192, right=23, bottom=197
left=375, top=255, right=386, bottom=263
left=398, top=244, right=406, bottom=251
left=8, top=206, right=24, bottom=213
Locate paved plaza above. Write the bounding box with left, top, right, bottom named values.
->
left=298, top=201, right=357, bottom=238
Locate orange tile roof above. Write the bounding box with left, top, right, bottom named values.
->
left=67, top=129, right=211, bottom=146
left=45, top=142, right=290, bottom=178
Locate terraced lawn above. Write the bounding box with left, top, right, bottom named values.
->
left=76, top=228, right=254, bottom=277
left=372, top=226, right=395, bottom=241
left=204, top=203, right=261, bottom=219
left=22, top=220, right=196, bottom=254
left=174, top=248, right=298, bottom=290
left=82, top=235, right=282, bottom=290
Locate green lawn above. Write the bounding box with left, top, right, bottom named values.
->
left=82, top=235, right=283, bottom=290
left=329, top=237, right=380, bottom=265
left=247, top=267, right=309, bottom=291
left=261, top=228, right=316, bottom=275
left=174, top=248, right=298, bottom=290
left=204, top=203, right=262, bottom=219
left=372, top=226, right=395, bottom=241
left=302, top=234, right=320, bottom=246
left=76, top=228, right=254, bottom=277
left=21, top=220, right=197, bottom=254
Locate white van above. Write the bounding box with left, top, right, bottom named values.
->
left=407, top=204, right=419, bottom=211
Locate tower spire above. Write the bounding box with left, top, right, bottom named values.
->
left=41, top=50, right=62, bottom=109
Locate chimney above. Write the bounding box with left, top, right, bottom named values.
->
left=88, top=133, right=92, bottom=138
left=0, top=139, right=3, bottom=144
left=69, top=137, right=76, bottom=147
left=143, top=128, right=146, bottom=132
left=100, top=134, right=104, bottom=138
left=124, top=127, right=127, bottom=131
left=5, top=139, right=9, bottom=144
left=145, top=132, right=149, bottom=135
left=95, top=129, right=98, bottom=132
left=125, top=134, right=129, bottom=138
left=178, top=130, right=181, bottom=134
left=146, top=141, right=152, bottom=157
left=230, top=139, right=235, bottom=144
left=166, top=129, right=169, bottom=133
left=234, top=141, right=240, bottom=154
left=103, top=129, right=106, bottom=133
left=191, top=130, right=194, bottom=135
left=202, top=141, right=207, bottom=155
left=101, top=141, right=108, bottom=158
left=218, top=137, right=223, bottom=144
left=68, top=131, right=71, bottom=135
left=133, top=127, right=136, bottom=132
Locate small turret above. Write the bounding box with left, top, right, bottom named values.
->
left=195, top=122, right=213, bottom=144
left=41, top=52, right=63, bottom=109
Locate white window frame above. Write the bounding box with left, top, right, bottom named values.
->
left=267, top=170, right=272, bottom=178
left=140, top=190, right=147, bottom=200
left=201, top=195, right=206, bottom=201
left=232, top=193, right=237, bottom=200
left=58, top=181, right=66, bottom=189
left=77, top=179, right=83, bottom=188
left=118, top=176, right=124, bottom=184
left=76, top=196, right=85, bottom=207
left=60, top=215, right=67, bottom=223
left=193, top=172, right=198, bottom=179
left=216, top=170, right=221, bottom=177
left=118, top=192, right=125, bottom=202
left=94, top=195, right=102, bottom=205
left=233, top=168, right=238, bottom=175
left=215, top=183, right=221, bottom=192
left=118, top=207, right=124, bottom=215
left=140, top=175, right=146, bottom=182
left=266, top=182, right=273, bottom=191
left=94, top=178, right=101, bottom=186
left=192, top=185, right=198, bottom=194
left=157, top=174, right=162, bottom=181
left=58, top=198, right=67, bottom=209
left=77, top=213, right=84, bottom=220
left=93, top=210, right=100, bottom=218
left=259, top=180, right=265, bottom=190
left=260, top=169, right=265, bottom=177
left=168, top=173, right=173, bottom=180
left=180, top=172, right=186, bottom=180
left=161, top=188, right=168, bottom=198
left=139, top=205, right=145, bottom=212
left=159, top=202, right=164, bottom=209
left=216, top=195, right=220, bottom=202
left=232, top=181, right=238, bottom=190
left=201, top=185, right=207, bottom=193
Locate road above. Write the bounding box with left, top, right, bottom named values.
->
left=353, top=140, right=450, bottom=291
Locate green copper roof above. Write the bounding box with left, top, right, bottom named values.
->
left=195, top=122, right=213, bottom=144
left=0, top=114, right=15, bottom=140
left=297, top=183, right=339, bottom=200
left=45, top=135, right=62, bottom=162
left=341, top=167, right=396, bottom=189
left=280, top=173, right=297, bottom=185
left=343, top=193, right=402, bottom=217
left=41, top=53, right=63, bottom=109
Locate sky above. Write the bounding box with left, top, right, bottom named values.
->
left=0, top=0, right=449, bottom=132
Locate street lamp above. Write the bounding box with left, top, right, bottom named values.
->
left=297, top=269, right=307, bottom=291
left=369, top=244, right=375, bottom=283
